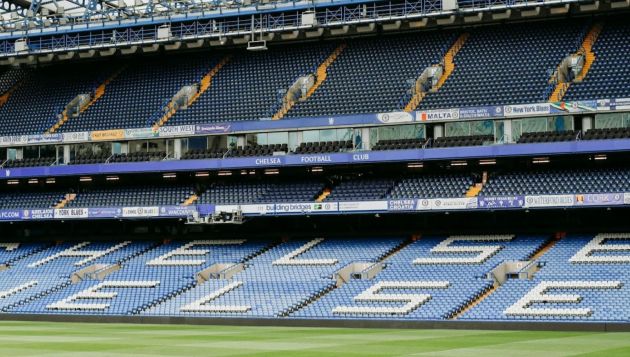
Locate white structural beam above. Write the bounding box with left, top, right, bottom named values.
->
left=147, top=240, right=246, bottom=266
left=414, top=235, right=514, bottom=265
left=333, top=281, right=450, bottom=315
left=504, top=281, right=622, bottom=317
left=273, top=238, right=338, bottom=266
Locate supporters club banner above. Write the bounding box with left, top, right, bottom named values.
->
left=387, top=200, right=416, bottom=211
left=459, top=106, right=504, bottom=119
left=433, top=198, right=478, bottom=210
left=597, top=98, right=630, bottom=111
left=122, top=206, right=160, bottom=218
left=524, top=195, right=575, bottom=208
left=503, top=103, right=551, bottom=117
left=27, top=209, right=55, bottom=220
left=89, top=207, right=122, bottom=218
left=0, top=98, right=625, bottom=148
left=215, top=204, right=275, bottom=215
left=27, top=133, right=63, bottom=144
left=159, top=206, right=198, bottom=217
left=478, top=196, right=525, bottom=209
left=574, top=193, right=625, bottom=206
left=54, top=208, right=89, bottom=219
left=158, top=125, right=196, bottom=137
left=1, top=192, right=630, bottom=223
left=274, top=202, right=338, bottom=214
left=338, top=201, right=389, bottom=212
left=415, top=198, right=478, bottom=211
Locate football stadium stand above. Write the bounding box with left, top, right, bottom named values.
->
left=0, top=17, right=629, bottom=138
left=0, top=234, right=628, bottom=323
left=1, top=6, right=630, bottom=332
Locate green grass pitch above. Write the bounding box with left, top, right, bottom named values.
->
left=1, top=321, right=630, bottom=356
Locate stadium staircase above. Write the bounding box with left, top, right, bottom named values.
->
left=283, top=237, right=415, bottom=317
left=272, top=44, right=347, bottom=120
left=548, top=23, right=603, bottom=102
left=153, top=56, right=232, bottom=130
left=529, top=233, right=563, bottom=261
left=404, top=33, right=469, bottom=112
left=182, top=193, right=199, bottom=206
left=46, top=65, right=127, bottom=134
left=54, top=193, right=77, bottom=209
left=450, top=284, right=498, bottom=320
left=0, top=82, right=22, bottom=109
left=434, top=33, right=469, bottom=91
left=315, top=188, right=332, bottom=202
left=465, top=183, right=483, bottom=197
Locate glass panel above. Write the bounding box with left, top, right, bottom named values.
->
left=247, top=133, right=263, bottom=146
left=38, top=145, right=56, bottom=158
left=354, top=129, right=363, bottom=150
left=336, top=128, right=352, bottom=142
left=268, top=132, right=288, bottom=145
left=471, top=120, right=494, bottom=136
left=548, top=115, right=573, bottom=131
left=23, top=146, right=39, bottom=159
left=495, top=121, right=505, bottom=143
left=302, top=130, right=319, bottom=143
left=146, top=140, right=165, bottom=153
left=445, top=122, right=470, bottom=137
left=112, top=143, right=123, bottom=154
left=206, top=136, right=223, bottom=151
left=319, top=129, right=336, bottom=142
left=166, top=139, right=175, bottom=158
left=595, top=113, right=630, bottom=129
left=7, top=148, right=17, bottom=161
left=288, top=132, right=299, bottom=151
left=369, top=128, right=378, bottom=148
left=227, top=136, right=238, bottom=149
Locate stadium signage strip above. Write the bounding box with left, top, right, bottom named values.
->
left=0, top=98, right=618, bottom=149
left=0, top=194, right=627, bottom=223
left=3, top=139, right=630, bottom=180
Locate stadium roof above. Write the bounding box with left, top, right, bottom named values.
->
left=0, top=0, right=312, bottom=30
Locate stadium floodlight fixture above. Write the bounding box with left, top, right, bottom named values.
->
left=45, top=178, right=56, bottom=184
left=407, top=162, right=423, bottom=168
left=28, top=179, right=38, bottom=184
left=594, top=154, right=607, bottom=161
left=218, top=171, right=232, bottom=176
left=311, top=167, right=323, bottom=172
left=240, top=170, right=248, bottom=175
left=264, top=169, right=279, bottom=175
left=106, top=176, right=119, bottom=181
left=450, top=160, right=467, bottom=166
left=195, top=172, right=210, bottom=177
left=79, top=176, right=92, bottom=182
left=532, top=157, right=550, bottom=164
left=479, top=159, right=496, bottom=165
left=163, top=173, right=177, bottom=179
left=7, top=180, right=19, bottom=185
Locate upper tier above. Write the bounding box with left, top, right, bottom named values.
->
left=0, top=16, right=628, bottom=136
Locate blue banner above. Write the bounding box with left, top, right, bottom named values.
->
left=0, top=210, right=23, bottom=221
left=459, top=106, right=504, bottom=119
left=478, top=196, right=525, bottom=209
left=159, top=206, right=197, bottom=217
left=387, top=200, right=416, bottom=211
left=574, top=193, right=625, bottom=206
left=0, top=193, right=628, bottom=223
left=27, top=209, right=54, bottom=220
left=2, top=139, right=630, bottom=180
left=88, top=207, right=122, bottom=218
